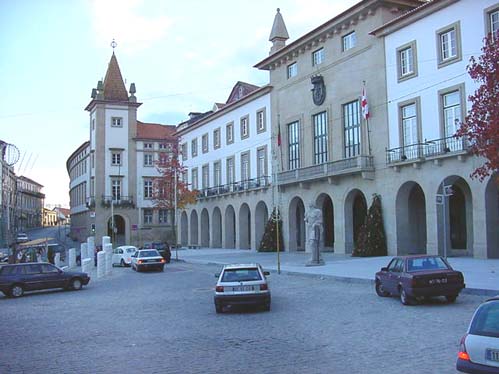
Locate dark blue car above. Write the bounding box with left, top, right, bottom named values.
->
left=0, top=263, right=90, bottom=298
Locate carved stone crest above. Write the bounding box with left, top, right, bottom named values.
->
left=311, top=75, right=326, bottom=106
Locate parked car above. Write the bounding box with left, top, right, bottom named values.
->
left=112, top=245, right=137, bottom=267
left=16, top=233, right=29, bottom=244
left=131, top=249, right=165, bottom=272
left=375, top=255, right=465, bottom=305
left=0, top=262, right=90, bottom=298
left=214, top=263, right=271, bottom=313
left=457, top=296, right=499, bottom=373
left=142, top=242, right=171, bottom=263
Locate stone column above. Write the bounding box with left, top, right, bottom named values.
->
left=97, top=252, right=105, bottom=278
left=104, top=243, right=113, bottom=276
left=68, top=248, right=76, bottom=268
left=82, top=258, right=92, bottom=274
left=87, top=236, right=95, bottom=256
left=81, top=243, right=88, bottom=262
left=102, top=236, right=110, bottom=248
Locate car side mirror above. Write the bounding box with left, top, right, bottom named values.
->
left=264, top=271, right=270, bottom=276
left=381, top=267, right=388, bottom=272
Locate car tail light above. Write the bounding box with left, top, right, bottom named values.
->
left=138, top=260, right=143, bottom=264
left=458, top=335, right=470, bottom=361
left=260, top=284, right=268, bottom=291
left=216, top=286, right=224, bottom=292
left=160, top=258, right=165, bottom=263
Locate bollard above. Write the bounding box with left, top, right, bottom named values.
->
left=104, top=243, right=113, bottom=276
left=54, top=253, right=61, bottom=268
left=87, top=236, right=95, bottom=257
left=81, top=243, right=88, bottom=262
left=81, top=258, right=92, bottom=274
left=102, top=236, right=110, bottom=247
left=68, top=248, right=76, bottom=268
left=97, top=251, right=105, bottom=278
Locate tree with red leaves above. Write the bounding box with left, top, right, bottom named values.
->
left=456, top=33, right=499, bottom=181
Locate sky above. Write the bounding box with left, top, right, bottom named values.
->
left=0, top=0, right=358, bottom=208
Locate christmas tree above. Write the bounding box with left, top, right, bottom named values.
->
left=258, top=208, right=284, bottom=252
left=353, top=194, right=387, bottom=257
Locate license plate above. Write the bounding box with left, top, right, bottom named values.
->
left=487, top=349, right=499, bottom=362
left=233, top=285, right=254, bottom=292
left=429, top=278, right=447, bottom=285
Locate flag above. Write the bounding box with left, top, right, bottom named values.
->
left=361, top=86, right=370, bottom=120
left=277, top=124, right=281, bottom=146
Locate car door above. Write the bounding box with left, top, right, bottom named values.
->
left=22, top=264, right=44, bottom=291
left=40, top=263, right=64, bottom=289
left=112, top=248, right=122, bottom=265
left=384, top=259, right=403, bottom=294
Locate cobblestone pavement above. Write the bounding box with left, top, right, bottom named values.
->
left=0, top=262, right=484, bottom=374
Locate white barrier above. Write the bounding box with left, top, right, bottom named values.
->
left=68, top=248, right=76, bottom=268
left=104, top=243, right=113, bottom=276
left=54, top=253, right=61, bottom=267
left=102, top=236, right=110, bottom=247
left=97, top=251, right=105, bottom=278
left=87, top=236, right=95, bottom=256
left=81, top=258, right=92, bottom=274
left=81, top=243, right=88, bottom=262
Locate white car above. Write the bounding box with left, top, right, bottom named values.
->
left=130, top=249, right=165, bottom=272
left=214, top=263, right=271, bottom=313
left=112, top=246, right=137, bottom=267
left=16, top=233, right=29, bottom=243
left=457, top=296, right=499, bottom=373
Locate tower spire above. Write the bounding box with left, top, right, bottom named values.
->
left=269, top=8, right=289, bottom=55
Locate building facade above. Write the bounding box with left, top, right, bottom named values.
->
left=177, top=82, right=273, bottom=250
left=16, top=176, right=45, bottom=231
left=67, top=53, right=177, bottom=246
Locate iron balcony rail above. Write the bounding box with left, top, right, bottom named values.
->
left=277, top=155, right=374, bottom=185
left=386, top=135, right=469, bottom=164
left=197, top=176, right=270, bottom=199
left=101, top=195, right=135, bottom=208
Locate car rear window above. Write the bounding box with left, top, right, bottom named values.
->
left=139, top=250, right=159, bottom=257
left=0, top=266, right=23, bottom=276
left=222, top=268, right=262, bottom=282
left=125, top=248, right=135, bottom=253
left=469, top=302, right=499, bottom=338
left=407, top=257, right=449, bottom=272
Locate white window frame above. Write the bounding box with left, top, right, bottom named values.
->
left=312, top=48, right=324, bottom=66
left=111, top=117, right=123, bottom=127
left=342, top=31, right=356, bottom=51
left=287, top=62, right=297, bottom=79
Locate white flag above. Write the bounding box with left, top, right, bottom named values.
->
left=361, top=86, right=370, bottom=120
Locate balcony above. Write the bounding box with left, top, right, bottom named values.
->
left=277, top=156, right=374, bottom=186
left=386, top=136, right=469, bottom=165
left=197, top=176, right=270, bottom=200
left=101, top=195, right=135, bottom=208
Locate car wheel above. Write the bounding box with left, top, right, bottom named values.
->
left=71, top=278, right=83, bottom=291
left=399, top=287, right=413, bottom=306
left=215, top=304, right=223, bottom=314
left=120, top=259, right=126, bottom=267
left=446, top=294, right=457, bottom=303
left=10, top=284, right=24, bottom=298
left=375, top=281, right=389, bottom=297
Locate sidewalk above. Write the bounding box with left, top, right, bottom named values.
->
left=173, top=248, right=499, bottom=296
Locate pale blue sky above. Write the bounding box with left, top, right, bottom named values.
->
left=0, top=0, right=357, bottom=206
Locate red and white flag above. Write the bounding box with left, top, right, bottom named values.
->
left=361, top=86, right=370, bottom=120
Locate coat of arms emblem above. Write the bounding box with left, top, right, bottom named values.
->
left=311, top=75, right=326, bottom=106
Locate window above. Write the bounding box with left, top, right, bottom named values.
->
left=312, top=48, right=324, bottom=66
left=111, top=117, right=122, bottom=127
left=343, top=100, right=361, bottom=158
left=213, top=161, right=221, bottom=187
left=342, top=31, right=356, bottom=51
left=144, top=179, right=153, bottom=199
left=143, top=209, right=153, bottom=224
left=91, top=153, right=95, bottom=169
left=111, top=151, right=122, bottom=166
left=287, top=62, right=297, bottom=79
left=257, top=147, right=267, bottom=181
left=144, top=153, right=154, bottom=167
left=397, top=41, right=417, bottom=81
left=240, top=116, right=249, bottom=139
left=112, top=179, right=121, bottom=200
left=442, top=90, right=462, bottom=137
left=159, top=143, right=172, bottom=152
left=191, top=138, right=198, bottom=157
left=226, top=122, right=234, bottom=144
left=92, top=119, right=95, bottom=130
left=401, top=103, right=418, bottom=147
left=241, top=152, right=250, bottom=181
left=256, top=109, right=266, bottom=133
left=313, top=111, right=328, bottom=164
left=191, top=168, right=198, bottom=190
left=202, top=134, right=208, bottom=153
left=490, top=9, right=499, bottom=36
left=202, top=165, right=209, bottom=189
left=226, top=157, right=235, bottom=185
left=159, top=209, right=169, bottom=224
left=213, top=128, right=221, bottom=149
left=144, top=143, right=153, bottom=150
left=288, top=121, right=300, bottom=170
left=437, top=22, right=461, bottom=67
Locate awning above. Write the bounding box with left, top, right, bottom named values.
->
left=18, top=238, right=55, bottom=248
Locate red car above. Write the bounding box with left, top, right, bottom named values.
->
left=375, top=255, right=465, bottom=305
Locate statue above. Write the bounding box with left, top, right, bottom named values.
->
left=305, top=203, right=325, bottom=266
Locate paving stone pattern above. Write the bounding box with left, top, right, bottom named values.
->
left=0, top=262, right=482, bottom=373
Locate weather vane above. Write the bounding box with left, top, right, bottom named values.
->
left=111, top=39, right=117, bottom=51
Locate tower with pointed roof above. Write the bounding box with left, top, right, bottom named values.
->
left=269, top=8, right=289, bottom=55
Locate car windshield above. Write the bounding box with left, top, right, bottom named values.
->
left=139, top=250, right=159, bottom=257
left=222, top=268, right=262, bottom=282
left=407, top=257, right=449, bottom=272
left=469, top=301, right=499, bottom=338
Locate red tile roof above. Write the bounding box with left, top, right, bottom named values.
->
left=136, top=121, right=177, bottom=140
left=103, top=53, right=129, bottom=101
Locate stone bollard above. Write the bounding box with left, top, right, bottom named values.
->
left=87, top=236, right=95, bottom=256
left=54, top=253, right=61, bottom=268
left=102, top=236, right=110, bottom=247
left=81, top=243, right=88, bottom=262
left=104, top=243, right=113, bottom=276
left=97, top=251, right=105, bottom=278
left=82, top=258, right=92, bottom=274
left=68, top=248, right=76, bottom=268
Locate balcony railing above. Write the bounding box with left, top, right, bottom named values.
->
left=386, top=136, right=469, bottom=165
left=197, top=176, right=270, bottom=200
left=277, top=155, right=374, bottom=186
left=101, top=195, right=135, bottom=208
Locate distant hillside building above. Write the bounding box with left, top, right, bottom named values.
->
left=16, top=176, right=45, bottom=230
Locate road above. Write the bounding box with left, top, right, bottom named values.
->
left=0, top=261, right=479, bottom=373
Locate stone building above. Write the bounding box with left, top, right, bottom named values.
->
left=16, top=176, right=44, bottom=230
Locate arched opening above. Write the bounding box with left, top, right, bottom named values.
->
left=201, top=208, right=210, bottom=247
left=255, top=201, right=269, bottom=249
left=212, top=207, right=222, bottom=248
left=239, top=203, right=251, bottom=249
left=107, top=214, right=126, bottom=246
left=224, top=205, right=236, bottom=248
left=437, top=176, right=473, bottom=256
left=180, top=211, right=188, bottom=246
left=190, top=210, right=199, bottom=245
left=288, top=197, right=305, bottom=251
left=396, top=182, right=427, bottom=255
left=316, top=193, right=334, bottom=251
left=485, top=177, right=499, bottom=258
left=344, top=189, right=367, bottom=254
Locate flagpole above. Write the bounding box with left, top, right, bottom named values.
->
left=276, top=114, right=281, bottom=274
left=362, top=81, right=372, bottom=156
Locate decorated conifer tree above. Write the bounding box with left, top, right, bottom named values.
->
left=258, top=208, right=284, bottom=252
left=353, top=194, right=387, bottom=257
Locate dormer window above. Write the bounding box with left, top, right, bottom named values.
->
left=111, top=117, right=123, bottom=127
